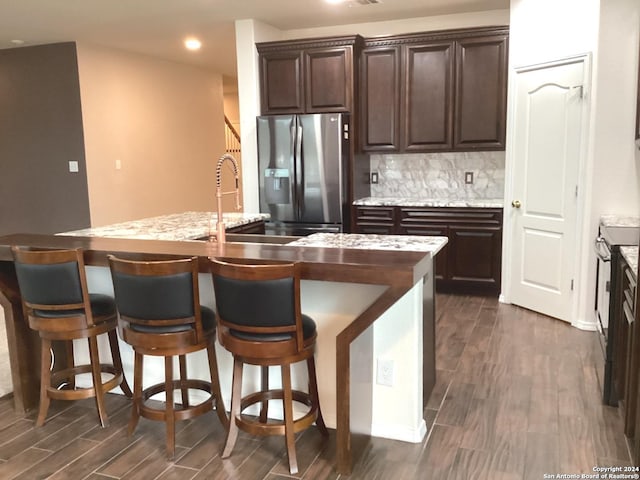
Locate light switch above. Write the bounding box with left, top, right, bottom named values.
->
left=68, top=161, right=79, bottom=173
left=115, top=159, right=122, bottom=170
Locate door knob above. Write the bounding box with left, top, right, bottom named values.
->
left=512, top=200, right=521, bottom=208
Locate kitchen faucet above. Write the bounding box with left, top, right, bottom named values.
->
left=213, top=153, right=241, bottom=244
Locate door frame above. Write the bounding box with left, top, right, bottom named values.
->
left=501, top=53, right=593, bottom=327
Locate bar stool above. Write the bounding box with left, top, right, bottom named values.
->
left=210, top=258, right=328, bottom=474
left=11, top=246, right=132, bottom=427
left=108, top=255, right=228, bottom=458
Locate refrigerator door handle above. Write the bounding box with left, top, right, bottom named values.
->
left=294, top=121, right=304, bottom=219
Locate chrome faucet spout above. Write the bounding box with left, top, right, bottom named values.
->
left=215, top=153, right=241, bottom=244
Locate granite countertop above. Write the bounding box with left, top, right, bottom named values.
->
left=600, top=215, right=640, bottom=228
left=354, top=197, right=504, bottom=208
left=287, top=232, right=448, bottom=255
left=59, top=211, right=270, bottom=241
left=621, top=246, right=638, bottom=280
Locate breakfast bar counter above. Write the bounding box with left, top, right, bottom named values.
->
left=0, top=228, right=445, bottom=474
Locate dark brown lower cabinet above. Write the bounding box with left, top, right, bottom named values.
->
left=447, top=224, right=502, bottom=292
left=354, top=205, right=503, bottom=294
left=353, top=206, right=396, bottom=234
left=610, top=253, right=640, bottom=463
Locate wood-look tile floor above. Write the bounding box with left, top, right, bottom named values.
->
left=0, top=293, right=632, bottom=479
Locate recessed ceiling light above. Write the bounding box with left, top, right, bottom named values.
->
left=10, top=39, right=25, bottom=46
left=184, top=38, right=202, bottom=51
left=325, top=0, right=346, bottom=4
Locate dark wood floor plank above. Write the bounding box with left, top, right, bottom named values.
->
left=425, top=369, right=453, bottom=411
left=447, top=447, right=490, bottom=480
left=47, top=427, right=139, bottom=480
left=435, top=381, right=476, bottom=427
left=460, top=398, right=499, bottom=450
left=523, top=432, right=559, bottom=480
left=287, top=429, right=339, bottom=480
left=118, top=447, right=183, bottom=480
left=495, top=375, right=532, bottom=434
left=268, top=428, right=331, bottom=477
left=588, top=405, right=629, bottom=462
left=424, top=408, right=438, bottom=434
left=96, top=436, right=153, bottom=478
left=155, top=464, right=199, bottom=480
left=413, top=424, right=463, bottom=480
left=13, top=438, right=99, bottom=480
left=348, top=435, right=426, bottom=480
left=0, top=447, right=51, bottom=480
left=175, top=416, right=227, bottom=471
left=558, top=414, right=598, bottom=474
left=527, top=386, right=559, bottom=434
left=487, top=430, right=527, bottom=480
left=0, top=406, right=93, bottom=460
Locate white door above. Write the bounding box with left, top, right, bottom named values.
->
left=508, top=57, right=588, bottom=321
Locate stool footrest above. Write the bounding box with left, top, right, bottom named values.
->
left=236, top=389, right=318, bottom=437
left=139, top=379, right=215, bottom=423
left=47, top=364, right=122, bottom=401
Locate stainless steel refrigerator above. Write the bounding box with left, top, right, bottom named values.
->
left=257, top=113, right=349, bottom=236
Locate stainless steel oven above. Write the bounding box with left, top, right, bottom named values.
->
left=595, top=225, right=639, bottom=405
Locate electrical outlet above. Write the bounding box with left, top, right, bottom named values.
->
left=376, top=358, right=394, bottom=387
left=371, top=171, right=379, bottom=184
left=68, top=161, right=79, bottom=173
left=465, top=171, right=474, bottom=184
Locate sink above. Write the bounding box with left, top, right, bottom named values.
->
left=194, top=234, right=300, bottom=245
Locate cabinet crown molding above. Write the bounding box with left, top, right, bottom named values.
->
left=363, top=25, right=509, bottom=47
left=257, top=35, right=364, bottom=53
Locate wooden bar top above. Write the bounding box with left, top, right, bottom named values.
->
left=0, top=233, right=432, bottom=288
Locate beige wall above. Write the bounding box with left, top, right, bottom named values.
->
left=76, top=43, right=226, bottom=226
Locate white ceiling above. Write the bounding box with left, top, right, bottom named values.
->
left=0, top=0, right=508, bottom=79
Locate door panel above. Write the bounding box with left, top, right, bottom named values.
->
left=360, top=46, right=401, bottom=151
left=509, top=58, right=587, bottom=321
left=454, top=35, right=508, bottom=149
left=259, top=52, right=304, bottom=114
left=403, top=42, right=454, bottom=151
left=305, top=48, right=352, bottom=112
left=521, top=228, right=563, bottom=292
left=298, top=114, right=344, bottom=224
left=257, top=115, right=297, bottom=222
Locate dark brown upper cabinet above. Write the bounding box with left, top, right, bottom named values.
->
left=258, top=50, right=304, bottom=114
left=454, top=34, right=508, bottom=149
left=403, top=41, right=454, bottom=151
left=257, top=35, right=363, bottom=115
left=360, top=26, right=509, bottom=153
left=360, top=46, right=401, bottom=151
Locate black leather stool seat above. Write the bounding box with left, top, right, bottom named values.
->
left=230, top=314, right=316, bottom=342
left=34, top=294, right=116, bottom=319
left=130, top=306, right=216, bottom=334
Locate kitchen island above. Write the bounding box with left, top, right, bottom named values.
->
left=0, top=219, right=446, bottom=474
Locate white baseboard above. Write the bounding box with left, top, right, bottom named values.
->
left=370, top=419, right=427, bottom=443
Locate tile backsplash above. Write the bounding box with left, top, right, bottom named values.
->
left=370, top=151, right=505, bottom=199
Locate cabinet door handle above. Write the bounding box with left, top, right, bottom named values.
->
left=511, top=200, right=521, bottom=208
